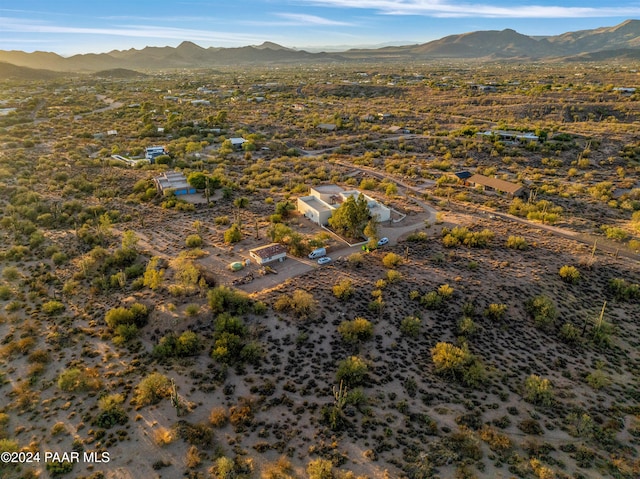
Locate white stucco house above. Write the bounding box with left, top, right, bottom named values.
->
left=297, top=184, right=391, bottom=226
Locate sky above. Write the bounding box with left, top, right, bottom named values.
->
left=1, top=1, right=639, bottom=55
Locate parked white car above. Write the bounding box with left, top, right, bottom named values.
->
left=317, top=256, right=332, bottom=265
left=377, top=237, right=389, bottom=246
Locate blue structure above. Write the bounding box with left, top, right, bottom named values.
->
left=154, top=172, right=197, bottom=196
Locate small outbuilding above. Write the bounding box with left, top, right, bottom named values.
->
left=249, top=243, right=287, bottom=265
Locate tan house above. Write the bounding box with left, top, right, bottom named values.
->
left=468, top=174, right=526, bottom=198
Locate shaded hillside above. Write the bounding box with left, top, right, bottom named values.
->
left=0, top=61, right=62, bottom=80
left=91, top=68, right=148, bottom=79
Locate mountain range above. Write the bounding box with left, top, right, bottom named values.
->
left=1, top=20, right=639, bottom=76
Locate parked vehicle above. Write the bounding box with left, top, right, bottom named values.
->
left=317, top=256, right=332, bottom=265
left=377, top=237, right=389, bottom=246
left=308, top=247, right=327, bottom=259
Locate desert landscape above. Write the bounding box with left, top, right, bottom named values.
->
left=1, top=23, right=640, bottom=479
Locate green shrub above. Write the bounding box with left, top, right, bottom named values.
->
left=307, top=458, right=333, bottom=479
left=332, top=279, right=354, bottom=300
left=421, top=291, right=442, bottom=310
left=523, top=374, right=554, bottom=406
left=608, top=278, right=640, bottom=301
left=525, top=295, right=557, bottom=329
left=336, top=356, right=368, bottom=387
left=57, top=368, right=102, bottom=392
left=506, top=235, right=528, bottom=250
left=382, top=252, right=403, bottom=268
left=42, top=300, right=65, bottom=316
left=185, top=234, right=203, bottom=248
left=338, top=317, right=373, bottom=343
left=400, top=316, right=421, bottom=338
left=135, top=372, right=172, bottom=406
left=0, top=285, right=12, bottom=301
left=559, top=265, right=580, bottom=284
left=104, top=307, right=134, bottom=329
left=224, top=224, right=242, bottom=244
left=484, top=303, right=507, bottom=321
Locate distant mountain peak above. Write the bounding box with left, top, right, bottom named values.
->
left=253, top=41, right=292, bottom=51
left=177, top=41, right=205, bottom=51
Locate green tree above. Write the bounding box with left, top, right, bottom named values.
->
left=363, top=217, right=380, bottom=249
left=328, top=193, right=370, bottom=238
left=187, top=172, right=208, bottom=189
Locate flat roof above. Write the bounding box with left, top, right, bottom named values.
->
left=311, top=184, right=344, bottom=194
left=468, top=174, right=524, bottom=195
left=300, top=196, right=332, bottom=212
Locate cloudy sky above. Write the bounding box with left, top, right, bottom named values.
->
left=1, top=1, right=639, bottom=55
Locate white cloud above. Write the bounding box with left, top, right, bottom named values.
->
left=274, top=13, right=354, bottom=26
left=295, top=0, right=640, bottom=18
left=0, top=18, right=263, bottom=44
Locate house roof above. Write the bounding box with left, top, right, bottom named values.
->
left=311, top=184, right=344, bottom=195
left=249, top=243, right=287, bottom=259
left=468, top=174, right=524, bottom=195
left=454, top=171, right=472, bottom=180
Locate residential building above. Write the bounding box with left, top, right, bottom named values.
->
left=468, top=174, right=526, bottom=198
left=229, top=137, right=247, bottom=149
left=249, top=243, right=287, bottom=265
left=298, top=185, right=391, bottom=226
left=154, top=172, right=197, bottom=196
left=145, top=146, right=167, bottom=162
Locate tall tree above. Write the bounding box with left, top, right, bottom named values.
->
left=328, top=194, right=370, bottom=239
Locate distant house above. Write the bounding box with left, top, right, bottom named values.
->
left=471, top=84, right=497, bottom=92
left=229, top=137, right=247, bottom=149
left=317, top=123, right=337, bottom=131
left=298, top=184, right=391, bottom=226
left=249, top=243, right=287, bottom=265
left=478, top=130, right=539, bottom=143
left=107, top=129, right=118, bottom=136
left=145, top=146, right=167, bottom=162
left=613, top=87, right=636, bottom=94
left=154, top=172, right=196, bottom=196
left=468, top=174, right=526, bottom=198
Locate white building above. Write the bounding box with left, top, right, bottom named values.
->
left=249, top=243, right=287, bottom=265
left=297, top=185, right=391, bottom=226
